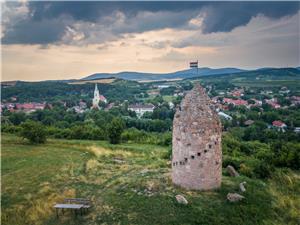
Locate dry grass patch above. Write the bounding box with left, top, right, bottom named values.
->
left=86, top=145, right=139, bottom=161
left=2, top=189, right=76, bottom=225
left=26, top=189, right=76, bottom=224
left=86, top=159, right=102, bottom=171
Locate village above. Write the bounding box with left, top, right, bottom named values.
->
left=2, top=80, right=299, bottom=134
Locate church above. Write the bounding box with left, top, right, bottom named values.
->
left=92, top=84, right=107, bottom=109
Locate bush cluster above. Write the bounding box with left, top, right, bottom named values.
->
left=222, top=133, right=299, bottom=178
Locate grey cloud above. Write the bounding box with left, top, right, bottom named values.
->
left=2, top=18, right=68, bottom=44
left=200, top=2, right=299, bottom=34
left=2, top=1, right=299, bottom=45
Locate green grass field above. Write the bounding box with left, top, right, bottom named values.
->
left=1, top=134, right=300, bottom=225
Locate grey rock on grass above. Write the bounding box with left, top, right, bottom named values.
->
left=227, top=193, right=245, bottom=202
left=227, top=165, right=239, bottom=177
left=239, top=181, right=246, bottom=192
left=175, top=195, right=188, bottom=205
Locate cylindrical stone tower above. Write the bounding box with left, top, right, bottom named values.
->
left=171, top=83, right=222, bottom=190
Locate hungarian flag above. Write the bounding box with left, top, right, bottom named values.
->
left=190, top=61, right=198, bottom=68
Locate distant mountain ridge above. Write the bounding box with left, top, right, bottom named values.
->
left=3, top=67, right=299, bottom=83
left=82, top=67, right=246, bottom=81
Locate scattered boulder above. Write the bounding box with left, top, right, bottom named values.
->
left=227, top=193, right=245, bottom=202
left=239, top=181, right=246, bottom=192
left=227, top=165, right=239, bottom=177
left=175, top=195, right=188, bottom=205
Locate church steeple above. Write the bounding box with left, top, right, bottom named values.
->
left=92, top=84, right=100, bottom=109
left=94, top=84, right=100, bottom=97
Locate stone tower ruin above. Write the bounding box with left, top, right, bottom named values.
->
left=172, top=83, right=222, bottom=190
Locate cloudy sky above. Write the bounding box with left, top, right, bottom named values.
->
left=1, top=1, right=299, bottom=81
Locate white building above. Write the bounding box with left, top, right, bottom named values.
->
left=128, top=104, right=155, bottom=117
left=168, top=102, right=174, bottom=109
left=294, top=127, right=300, bottom=133
left=218, top=111, right=232, bottom=120
left=156, top=85, right=170, bottom=89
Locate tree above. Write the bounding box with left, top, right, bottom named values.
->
left=42, top=116, right=55, bottom=125
left=20, top=121, right=47, bottom=144
left=9, top=112, right=26, bottom=125
left=107, top=118, right=125, bottom=144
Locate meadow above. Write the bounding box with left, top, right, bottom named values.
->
left=1, top=134, right=300, bottom=225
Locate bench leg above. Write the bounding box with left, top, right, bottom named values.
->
left=56, top=208, right=59, bottom=218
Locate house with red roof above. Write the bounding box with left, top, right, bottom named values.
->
left=99, top=95, right=107, bottom=103
left=223, top=98, right=248, bottom=106
left=265, top=98, right=281, bottom=109
left=15, top=102, right=46, bottom=113
left=272, top=120, right=287, bottom=132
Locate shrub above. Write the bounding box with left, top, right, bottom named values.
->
left=222, top=156, right=243, bottom=169
left=8, top=112, right=26, bottom=125
left=1, top=125, right=22, bottom=134
left=253, top=161, right=273, bottom=179
left=107, top=118, right=125, bottom=144
left=162, top=147, right=172, bottom=160
left=272, top=142, right=300, bottom=169
left=121, top=128, right=172, bottom=146
left=20, top=121, right=47, bottom=144
left=88, top=127, right=107, bottom=140
left=222, top=134, right=242, bottom=156
left=239, top=163, right=254, bottom=177
left=238, top=158, right=273, bottom=179
left=240, top=141, right=272, bottom=159
left=121, top=128, right=147, bottom=143
left=45, top=126, right=61, bottom=136
left=69, top=125, right=89, bottom=139
left=53, top=128, right=71, bottom=139
left=159, top=132, right=172, bottom=146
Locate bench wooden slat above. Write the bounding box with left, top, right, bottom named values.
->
left=63, top=198, right=92, bottom=206
left=54, top=203, right=84, bottom=209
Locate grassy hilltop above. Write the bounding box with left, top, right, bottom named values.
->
left=2, top=134, right=300, bottom=225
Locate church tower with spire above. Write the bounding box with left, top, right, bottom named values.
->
left=92, top=84, right=100, bottom=109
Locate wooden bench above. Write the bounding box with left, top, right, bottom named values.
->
left=54, top=203, right=84, bottom=218
left=54, top=198, right=92, bottom=218
left=64, top=198, right=92, bottom=212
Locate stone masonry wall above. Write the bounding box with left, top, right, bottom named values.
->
left=172, top=83, right=222, bottom=190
